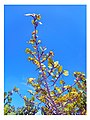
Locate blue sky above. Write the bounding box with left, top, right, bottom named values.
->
left=4, top=5, right=86, bottom=109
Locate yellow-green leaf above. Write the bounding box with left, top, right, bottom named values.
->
left=55, top=87, right=61, bottom=93
left=27, top=78, right=35, bottom=84
left=38, top=40, right=41, bottom=43
left=48, top=58, right=54, bottom=64
left=54, top=61, right=59, bottom=68
left=31, top=20, right=35, bottom=24
left=60, top=80, right=64, bottom=84
left=28, top=57, right=34, bottom=61
left=58, top=66, right=63, bottom=72
left=31, top=96, right=35, bottom=101
left=63, top=70, right=69, bottom=76
left=48, top=62, right=52, bottom=68
left=25, top=48, right=31, bottom=53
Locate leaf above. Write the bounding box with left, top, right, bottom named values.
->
left=8, top=97, right=12, bottom=103
left=25, top=13, right=34, bottom=16
left=55, top=87, right=61, bottom=93
left=60, top=80, right=65, bottom=84
left=39, top=22, right=42, bottom=24
left=39, top=96, right=46, bottom=102
left=33, top=59, right=40, bottom=67
left=33, top=46, right=37, bottom=49
left=23, top=96, right=27, bottom=100
left=58, top=66, right=63, bottom=73
left=31, top=20, right=35, bottom=24
left=27, top=90, right=33, bottom=94
left=27, top=78, right=35, bottom=84
left=32, top=30, right=38, bottom=35
left=13, top=86, right=19, bottom=92
left=25, top=48, right=31, bottom=54
left=54, top=61, right=59, bottom=68
left=49, top=51, right=54, bottom=56
left=38, top=40, right=41, bottom=43
left=31, top=96, right=35, bottom=101
left=63, top=70, right=69, bottom=76
left=48, top=58, right=54, bottom=64
left=4, top=92, right=7, bottom=98
left=29, top=39, right=36, bottom=44
left=42, top=57, right=46, bottom=62
left=50, top=91, right=55, bottom=96
left=28, top=57, right=34, bottom=61
left=64, top=85, right=71, bottom=89
left=36, top=14, right=41, bottom=20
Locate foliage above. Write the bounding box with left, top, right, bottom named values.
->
left=4, top=13, right=86, bottom=115
left=4, top=87, right=38, bottom=115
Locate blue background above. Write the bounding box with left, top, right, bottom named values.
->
left=4, top=5, right=86, bottom=109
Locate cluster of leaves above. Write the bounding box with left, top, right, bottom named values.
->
left=4, top=87, right=38, bottom=115
left=4, top=13, right=87, bottom=115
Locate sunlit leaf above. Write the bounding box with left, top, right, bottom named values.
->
left=31, top=20, right=35, bottom=24
left=28, top=57, right=34, bottom=61
left=23, top=96, right=27, bottom=101
left=25, top=48, right=31, bottom=54
left=58, top=66, right=63, bottom=73
left=55, top=87, right=61, bottom=93
left=32, top=30, right=38, bottom=35
left=48, top=58, right=54, bottom=64
left=60, top=80, right=65, bottom=84
left=48, top=62, right=52, bottom=68
left=33, top=59, right=40, bottom=67
left=36, top=14, right=41, bottom=20
left=38, top=40, right=41, bottom=44
left=39, top=22, right=42, bottom=24
left=27, top=78, right=35, bottom=84
left=29, top=39, right=36, bottom=44
left=33, top=46, right=37, bottom=49
left=31, top=96, right=35, bottom=101
left=54, top=61, right=59, bottom=68
left=27, top=90, right=33, bottom=94
left=49, top=51, right=54, bottom=56
left=64, top=85, right=71, bottom=89
left=63, top=70, right=69, bottom=76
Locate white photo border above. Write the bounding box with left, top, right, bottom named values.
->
left=0, top=0, right=89, bottom=120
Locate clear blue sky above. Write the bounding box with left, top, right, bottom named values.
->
left=4, top=5, right=86, bottom=108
